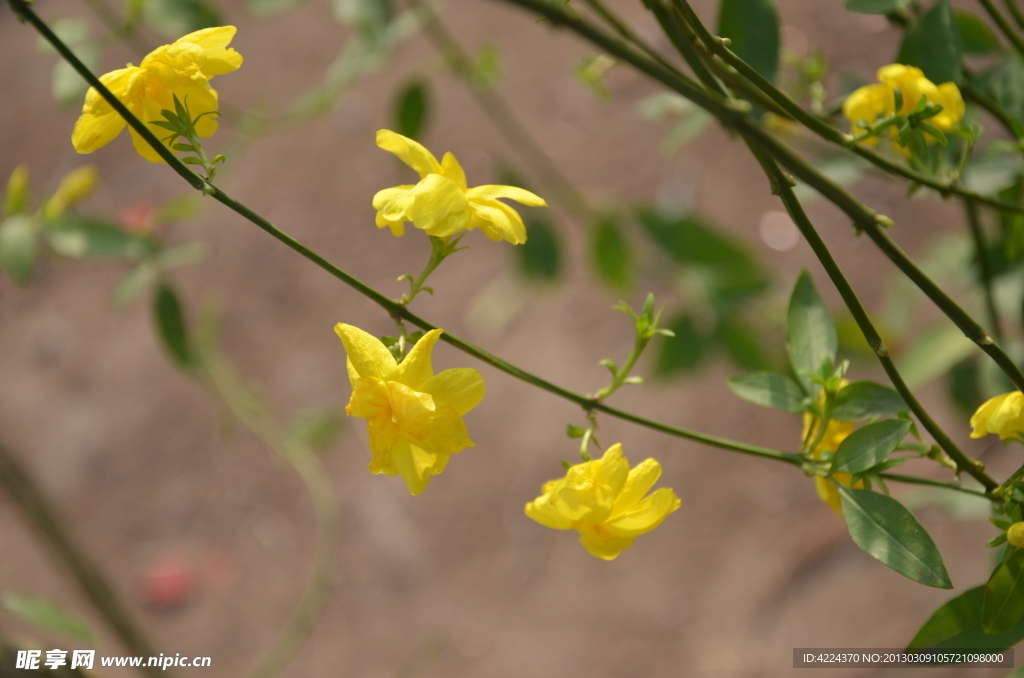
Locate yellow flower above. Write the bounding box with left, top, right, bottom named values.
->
left=335, top=323, right=485, bottom=495
left=802, top=392, right=861, bottom=516
left=525, top=443, right=681, bottom=560
left=44, top=165, right=99, bottom=220
left=72, top=27, right=243, bottom=162
left=842, top=64, right=964, bottom=144
left=372, top=130, right=547, bottom=244
left=970, top=391, right=1024, bottom=441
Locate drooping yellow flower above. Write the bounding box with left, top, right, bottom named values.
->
left=335, top=323, right=485, bottom=495
left=802, top=392, right=860, bottom=516
left=372, top=130, right=547, bottom=244
left=525, top=443, right=681, bottom=560
left=843, top=64, right=964, bottom=145
left=72, top=27, right=243, bottom=162
left=970, top=391, right=1024, bottom=441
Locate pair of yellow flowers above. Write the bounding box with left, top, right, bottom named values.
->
left=69, top=27, right=679, bottom=560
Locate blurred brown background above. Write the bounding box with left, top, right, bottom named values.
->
left=0, top=0, right=1012, bottom=676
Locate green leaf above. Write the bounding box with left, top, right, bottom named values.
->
left=718, top=0, right=780, bottom=84
left=0, top=215, right=37, bottom=285
left=393, top=80, right=429, bottom=140
left=845, top=0, right=912, bottom=14
left=908, top=585, right=1024, bottom=650
left=247, top=0, right=308, bottom=16
left=786, top=271, right=837, bottom=394
left=45, top=217, right=157, bottom=260
left=897, top=0, right=964, bottom=85
left=830, top=419, right=911, bottom=475
left=591, top=217, right=631, bottom=289
left=726, top=372, right=805, bottom=413
left=655, top=315, right=706, bottom=376
left=985, top=54, right=1024, bottom=133
left=984, top=549, right=1024, bottom=634
left=285, top=410, right=344, bottom=451
left=955, top=9, right=1001, bottom=54
left=636, top=210, right=767, bottom=303
left=716, top=317, right=769, bottom=370
left=472, top=43, right=502, bottom=89
left=157, top=242, right=210, bottom=269
left=1, top=593, right=94, bottom=643
left=143, top=0, right=222, bottom=37
left=566, top=424, right=585, bottom=439
left=153, top=284, right=194, bottom=369
left=331, top=0, right=392, bottom=44
left=832, top=381, right=907, bottom=421
left=114, top=261, right=159, bottom=308
left=837, top=485, right=952, bottom=588
left=516, top=216, right=561, bottom=280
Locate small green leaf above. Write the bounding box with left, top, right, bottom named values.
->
left=830, top=419, right=911, bottom=475
left=1, top=593, right=94, bottom=643
left=566, top=424, right=586, bottom=439
left=956, top=9, right=1001, bottom=54
left=845, top=0, right=912, bottom=14
left=655, top=315, right=706, bottom=376
left=786, top=271, right=837, bottom=394
left=516, top=216, right=561, bottom=280
left=908, top=585, right=1024, bottom=650
left=393, top=80, right=429, bottom=140
left=984, top=549, right=1024, bottom=634
left=838, top=485, right=952, bottom=588
left=113, top=260, right=159, bottom=307
left=832, top=381, right=907, bottom=421
left=591, top=217, right=631, bottom=289
left=0, top=215, right=37, bottom=285
left=897, top=0, right=964, bottom=85
left=988, top=534, right=1010, bottom=548
left=726, top=372, right=805, bottom=413
left=45, top=217, right=157, bottom=260
left=718, top=0, right=780, bottom=84
left=286, top=410, right=344, bottom=451
left=153, top=283, right=194, bottom=369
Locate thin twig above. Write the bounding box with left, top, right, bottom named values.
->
left=0, top=440, right=168, bottom=678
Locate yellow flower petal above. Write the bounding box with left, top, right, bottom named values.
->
left=971, top=392, right=1010, bottom=438
left=440, top=152, right=467, bottom=189
left=525, top=492, right=575, bottom=530
left=423, top=367, right=486, bottom=416
left=576, top=523, right=635, bottom=560
left=395, top=328, right=443, bottom=391
left=376, top=129, right=442, bottom=178
left=393, top=440, right=448, bottom=495
left=605, top=487, right=681, bottom=537
left=466, top=184, right=548, bottom=206
left=469, top=198, right=527, bottom=244
left=335, top=323, right=397, bottom=380
left=610, top=458, right=662, bottom=519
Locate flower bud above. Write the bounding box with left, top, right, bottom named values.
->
left=1008, top=522, right=1024, bottom=548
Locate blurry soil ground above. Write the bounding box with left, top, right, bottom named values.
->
left=0, top=0, right=1015, bottom=676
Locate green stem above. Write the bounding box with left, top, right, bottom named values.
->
left=413, top=0, right=592, bottom=218
left=962, top=80, right=1024, bottom=141
left=199, top=357, right=339, bottom=678
left=1006, top=0, right=1024, bottom=29
left=7, top=0, right=801, bottom=467
left=592, top=338, right=647, bottom=401
left=759, top=149, right=999, bottom=491
left=399, top=235, right=455, bottom=305
left=0, top=440, right=169, bottom=678
left=673, top=0, right=1024, bottom=213
left=965, top=199, right=1004, bottom=343
left=979, top=0, right=1024, bottom=56
left=876, top=472, right=993, bottom=500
